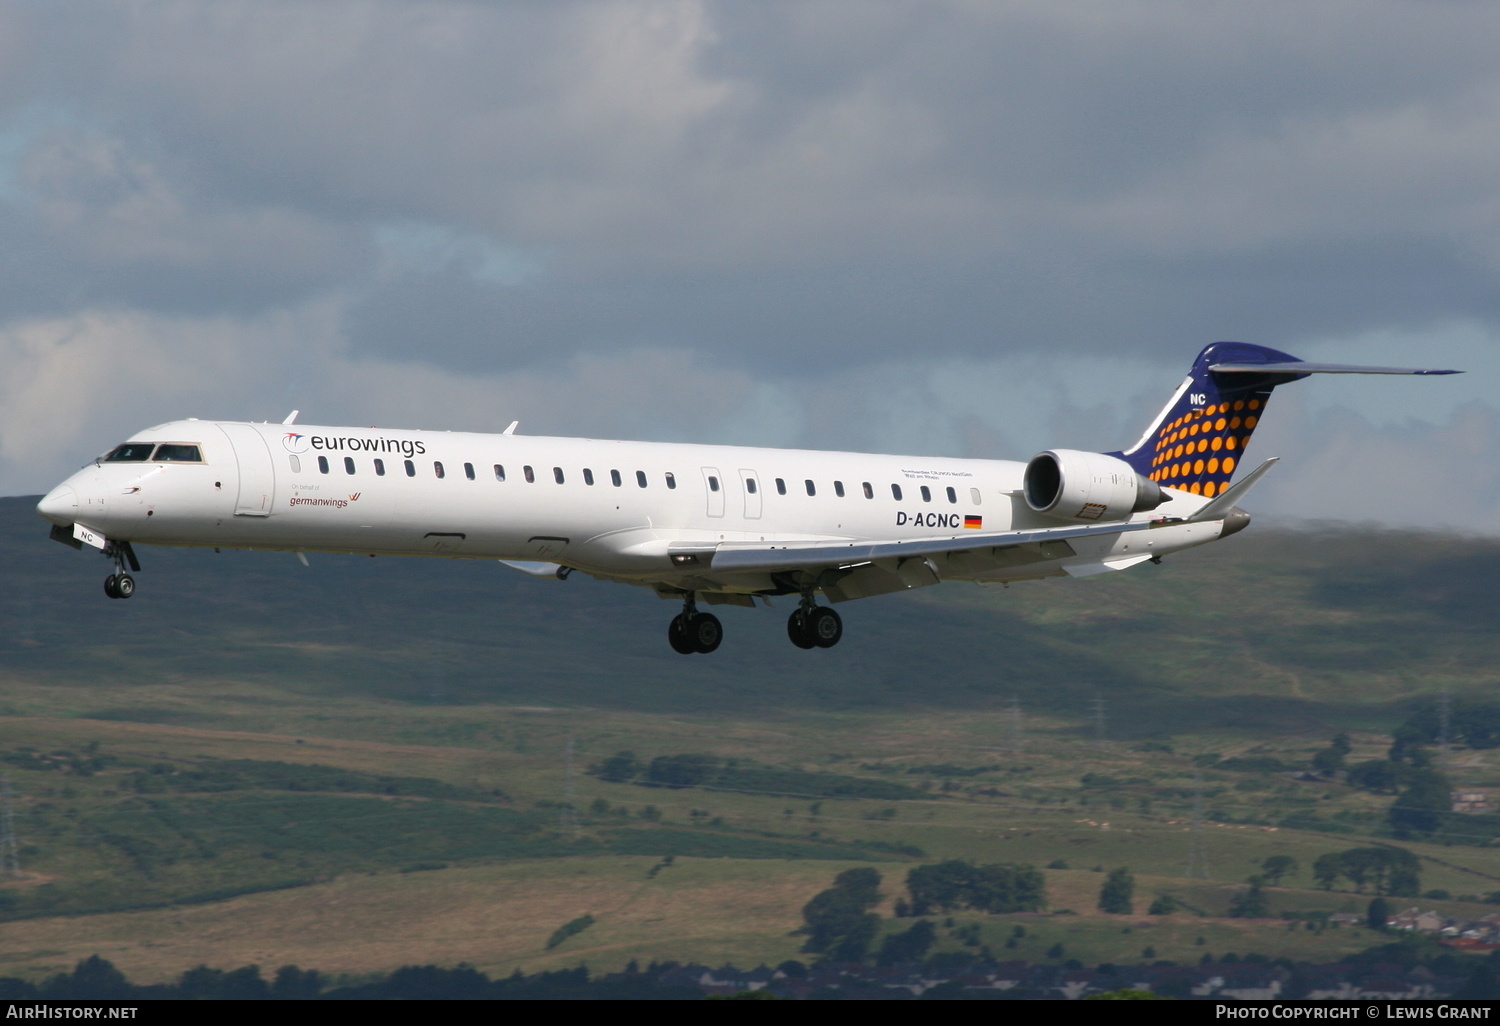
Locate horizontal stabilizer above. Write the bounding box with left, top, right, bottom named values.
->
left=1209, top=361, right=1461, bottom=376
left=1188, top=457, right=1278, bottom=522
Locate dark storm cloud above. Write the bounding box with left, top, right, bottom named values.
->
left=5, top=1, right=1498, bottom=372
left=0, top=1, right=1493, bottom=523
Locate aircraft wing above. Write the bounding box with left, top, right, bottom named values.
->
left=693, top=458, right=1281, bottom=578
left=691, top=518, right=1164, bottom=575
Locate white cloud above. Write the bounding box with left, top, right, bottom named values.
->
left=0, top=303, right=336, bottom=487
left=0, top=301, right=761, bottom=496
left=1252, top=398, right=1500, bottom=534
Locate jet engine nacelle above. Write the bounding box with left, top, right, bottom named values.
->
left=1023, top=449, right=1165, bottom=523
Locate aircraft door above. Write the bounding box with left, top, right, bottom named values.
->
left=701, top=467, right=725, bottom=518
left=217, top=424, right=276, bottom=517
left=739, top=470, right=761, bottom=519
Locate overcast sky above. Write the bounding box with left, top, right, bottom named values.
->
left=0, top=1, right=1493, bottom=531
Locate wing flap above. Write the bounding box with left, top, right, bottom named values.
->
left=705, top=519, right=1161, bottom=574
left=499, top=559, right=567, bottom=579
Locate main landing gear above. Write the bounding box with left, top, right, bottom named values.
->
left=787, top=597, right=842, bottom=650
left=668, top=595, right=722, bottom=655
left=102, top=541, right=140, bottom=600
left=663, top=592, right=843, bottom=654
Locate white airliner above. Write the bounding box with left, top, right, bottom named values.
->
left=35, top=343, right=1455, bottom=654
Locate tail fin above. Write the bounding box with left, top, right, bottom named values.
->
left=1111, top=342, right=1459, bottom=499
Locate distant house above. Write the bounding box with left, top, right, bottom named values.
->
left=1387, top=907, right=1443, bottom=934
left=1452, top=790, right=1489, bottom=813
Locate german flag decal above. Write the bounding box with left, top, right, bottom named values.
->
left=964, top=515, right=983, bottom=529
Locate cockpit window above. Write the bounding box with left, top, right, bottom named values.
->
left=103, top=443, right=155, bottom=463
left=154, top=444, right=203, bottom=462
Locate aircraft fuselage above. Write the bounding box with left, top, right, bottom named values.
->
left=36, top=419, right=1225, bottom=598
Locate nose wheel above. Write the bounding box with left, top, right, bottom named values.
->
left=102, top=541, right=140, bottom=600
left=104, top=574, right=135, bottom=599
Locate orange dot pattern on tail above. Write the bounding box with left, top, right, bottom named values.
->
left=1146, top=398, right=1261, bottom=496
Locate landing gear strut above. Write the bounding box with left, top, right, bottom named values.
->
left=787, top=595, right=842, bottom=649
left=667, top=594, right=722, bottom=655
left=103, top=541, right=139, bottom=600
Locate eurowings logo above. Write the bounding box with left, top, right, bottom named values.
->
left=348, top=493, right=361, bottom=502
left=282, top=432, right=309, bottom=454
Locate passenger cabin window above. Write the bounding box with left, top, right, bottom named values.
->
left=154, top=444, right=202, bottom=462
left=434, top=461, right=445, bottom=479
left=776, top=478, right=787, bottom=495
left=946, top=486, right=957, bottom=504
left=318, top=456, right=329, bottom=474
left=344, top=457, right=356, bottom=475
left=524, top=465, right=535, bottom=483
left=805, top=479, right=815, bottom=496
left=665, top=472, right=676, bottom=489
left=404, top=460, right=415, bottom=477
left=610, top=469, right=622, bottom=487
left=834, top=481, right=845, bottom=498
left=103, top=443, right=156, bottom=462
left=708, top=476, right=720, bottom=492
left=289, top=455, right=301, bottom=474
left=862, top=482, right=873, bottom=499
left=553, top=467, right=565, bottom=484
left=920, top=485, right=931, bottom=502
left=745, top=478, right=757, bottom=494
left=891, top=483, right=903, bottom=501
left=636, top=470, right=647, bottom=488
left=494, top=464, right=505, bottom=481
left=464, top=462, right=475, bottom=480
left=375, top=459, right=386, bottom=476
left=583, top=469, right=594, bottom=485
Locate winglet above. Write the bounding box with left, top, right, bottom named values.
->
left=503, top=421, right=519, bottom=435
left=1188, top=457, right=1278, bottom=522
left=282, top=411, right=299, bottom=425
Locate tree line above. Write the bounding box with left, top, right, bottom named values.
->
left=589, top=750, right=924, bottom=801
left=799, top=861, right=1046, bottom=965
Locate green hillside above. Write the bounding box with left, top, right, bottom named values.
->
left=3, top=495, right=1494, bottom=731
left=2, top=493, right=1499, bottom=983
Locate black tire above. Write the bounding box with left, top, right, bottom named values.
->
left=115, top=574, right=136, bottom=599
left=787, top=610, right=815, bottom=649
left=103, top=574, right=119, bottom=599
left=808, top=606, right=842, bottom=648
left=667, top=614, right=696, bottom=654
left=690, top=613, right=722, bottom=654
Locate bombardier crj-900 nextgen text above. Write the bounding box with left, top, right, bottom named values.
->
left=36, top=343, right=1456, bottom=654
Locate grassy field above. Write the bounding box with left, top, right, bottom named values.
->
left=2, top=496, right=1499, bottom=983
left=0, top=699, right=1497, bottom=983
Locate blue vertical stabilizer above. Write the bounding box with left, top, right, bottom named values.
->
left=1110, top=342, right=1306, bottom=499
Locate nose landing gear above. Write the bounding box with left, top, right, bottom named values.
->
left=102, top=541, right=140, bottom=600
left=104, top=574, right=135, bottom=599
left=667, top=594, right=723, bottom=654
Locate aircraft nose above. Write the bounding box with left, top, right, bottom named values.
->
left=36, top=485, right=78, bottom=525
